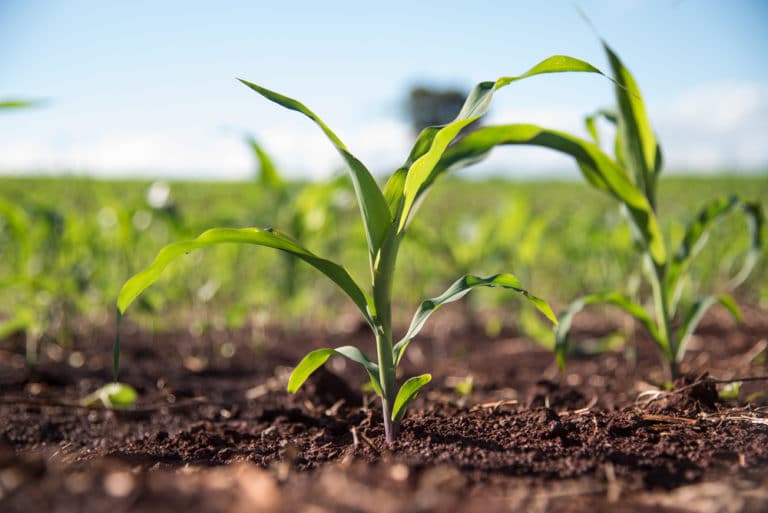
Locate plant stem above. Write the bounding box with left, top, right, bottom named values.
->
left=372, top=230, right=401, bottom=445
left=648, top=260, right=675, bottom=379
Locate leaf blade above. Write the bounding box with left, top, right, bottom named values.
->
left=117, top=227, right=372, bottom=323
left=435, top=124, right=667, bottom=266
left=391, top=374, right=431, bottom=422
left=394, top=273, right=557, bottom=366
left=666, top=196, right=765, bottom=313
left=555, top=292, right=661, bottom=369
left=287, top=346, right=382, bottom=396
left=675, top=295, right=741, bottom=362
left=238, top=79, right=391, bottom=260
left=603, top=42, right=661, bottom=203
left=397, top=56, right=605, bottom=231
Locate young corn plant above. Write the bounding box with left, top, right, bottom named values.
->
left=111, top=55, right=608, bottom=443
left=419, top=41, right=764, bottom=380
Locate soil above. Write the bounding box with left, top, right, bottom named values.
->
left=1, top=303, right=767, bottom=512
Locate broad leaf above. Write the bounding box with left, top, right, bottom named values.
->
left=238, top=79, right=391, bottom=261
left=397, top=56, right=604, bottom=232
left=394, top=273, right=557, bottom=366
left=246, top=136, right=285, bottom=188
left=435, top=124, right=667, bottom=266
left=555, top=292, right=661, bottom=368
left=674, top=295, right=741, bottom=362
left=117, top=227, right=372, bottom=323
left=287, top=346, right=382, bottom=396
left=391, top=374, right=431, bottom=422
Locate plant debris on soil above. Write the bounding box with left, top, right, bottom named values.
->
left=1, top=304, right=767, bottom=512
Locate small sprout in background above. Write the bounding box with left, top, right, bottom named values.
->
left=80, top=382, right=138, bottom=408
left=447, top=375, right=474, bottom=397
left=718, top=381, right=740, bottom=401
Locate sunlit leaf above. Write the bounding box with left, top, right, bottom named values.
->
left=397, top=56, right=605, bottom=232
left=80, top=382, right=138, bottom=409
left=603, top=42, right=661, bottom=205
left=391, top=374, right=431, bottom=422
left=394, top=273, right=557, bottom=365
left=436, top=124, right=667, bottom=266
left=238, top=79, right=391, bottom=261
left=287, top=346, right=382, bottom=396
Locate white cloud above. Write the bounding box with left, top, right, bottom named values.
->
left=1, top=82, right=766, bottom=180
left=653, top=82, right=768, bottom=171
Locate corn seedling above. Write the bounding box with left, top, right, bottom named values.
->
left=424, top=41, right=764, bottom=379
left=110, top=55, right=613, bottom=443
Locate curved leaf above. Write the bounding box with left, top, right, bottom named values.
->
left=391, top=374, right=431, bottom=422
left=666, top=196, right=765, bottom=314
left=603, top=42, right=662, bottom=204
left=117, top=227, right=373, bottom=324
left=238, top=79, right=391, bottom=261
left=397, top=56, right=605, bottom=232
left=394, top=273, right=557, bottom=366
left=555, top=292, right=661, bottom=369
left=435, top=124, right=667, bottom=266
left=80, top=382, right=138, bottom=409
left=674, top=295, right=741, bottom=363
left=287, top=346, right=382, bottom=396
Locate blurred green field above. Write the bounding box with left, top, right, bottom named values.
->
left=1, top=174, right=765, bottom=346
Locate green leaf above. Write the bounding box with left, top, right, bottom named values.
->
left=246, top=136, right=285, bottom=188
left=287, top=346, right=382, bottom=396
left=0, top=99, right=45, bottom=110
left=391, top=374, right=431, bottom=422
left=238, top=79, right=391, bottom=261
left=583, top=108, right=617, bottom=147
left=675, top=295, right=741, bottom=363
left=80, top=382, right=138, bottom=409
left=117, top=227, right=371, bottom=322
left=397, top=56, right=605, bottom=232
left=603, top=43, right=661, bottom=204
left=718, top=381, right=741, bottom=401
left=555, top=292, right=661, bottom=369
left=436, top=124, right=667, bottom=266
left=382, top=167, right=407, bottom=219
left=394, top=273, right=557, bottom=366
left=666, top=196, right=765, bottom=314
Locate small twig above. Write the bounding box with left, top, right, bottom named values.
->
left=571, top=395, right=599, bottom=414
left=470, top=399, right=518, bottom=411
left=641, top=414, right=698, bottom=425
left=636, top=375, right=768, bottom=406
left=358, top=430, right=380, bottom=455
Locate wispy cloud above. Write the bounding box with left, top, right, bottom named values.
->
left=1, top=82, right=766, bottom=179
left=654, top=82, right=768, bottom=170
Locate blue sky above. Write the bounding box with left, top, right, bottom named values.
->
left=1, top=0, right=767, bottom=180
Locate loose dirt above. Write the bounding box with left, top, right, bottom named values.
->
left=1, top=304, right=767, bottom=512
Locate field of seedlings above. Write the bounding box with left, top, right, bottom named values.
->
left=2, top=44, right=767, bottom=513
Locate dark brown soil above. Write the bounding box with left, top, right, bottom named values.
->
left=1, top=304, right=767, bottom=512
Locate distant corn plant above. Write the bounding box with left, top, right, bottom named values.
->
left=111, top=55, right=611, bottom=443
left=426, top=41, right=764, bottom=380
